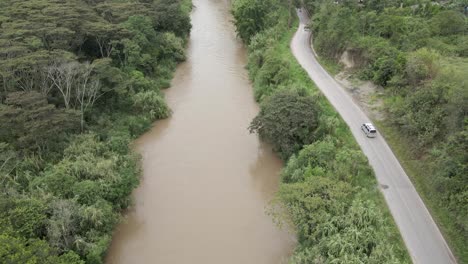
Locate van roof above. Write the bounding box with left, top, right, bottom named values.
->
left=364, top=123, right=376, bottom=130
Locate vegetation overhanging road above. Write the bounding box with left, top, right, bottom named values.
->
left=291, top=8, right=456, bottom=264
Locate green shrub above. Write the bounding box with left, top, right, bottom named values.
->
left=232, top=0, right=279, bottom=43
left=85, top=235, right=112, bottom=264
left=31, top=167, right=78, bottom=199
left=0, top=196, right=47, bottom=238
left=132, top=90, right=171, bottom=120
left=405, top=48, right=440, bottom=85
left=431, top=10, right=466, bottom=36
left=159, top=32, right=186, bottom=62
left=127, top=70, right=159, bottom=92
left=431, top=125, right=468, bottom=235
left=0, top=233, right=84, bottom=264
left=123, top=115, right=153, bottom=138
left=281, top=138, right=337, bottom=183
left=372, top=54, right=405, bottom=86
left=253, top=54, right=291, bottom=101
left=73, top=180, right=102, bottom=205
left=397, top=83, right=447, bottom=146
left=312, top=3, right=358, bottom=58
left=106, top=130, right=131, bottom=155
left=278, top=176, right=355, bottom=243
left=80, top=200, right=118, bottom=233
left=249, top=89, right=319, bottom=160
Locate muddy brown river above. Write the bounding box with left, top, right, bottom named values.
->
left=105, top=0, right=295, bottom=263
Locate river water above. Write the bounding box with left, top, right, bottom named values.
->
left=106, top=0, right=295, bottom=263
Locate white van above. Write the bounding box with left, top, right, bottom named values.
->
left=361, top=123, right=377, bottom=138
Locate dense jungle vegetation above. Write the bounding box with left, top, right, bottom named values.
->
left=233, top=0, right=410, bottom=262
left=301, top=0, right=467, bottom=260
left=0, top=0, right=191, bottom=263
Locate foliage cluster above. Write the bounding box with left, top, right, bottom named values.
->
left=304, top=0, right=467, bottom=259
left=249, top=89, right=319, bottom=159
left=232, top=0, right=409, bottom=262
left=231, top=0, right=281, bottom=43
left=0, top=0, right=191, bottom=263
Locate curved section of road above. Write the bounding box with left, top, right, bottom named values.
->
left=291, top=9, right=456, bottom=264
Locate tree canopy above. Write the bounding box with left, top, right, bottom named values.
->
left=249, top=89, right=319, bottom=159
left=0, top=0, right=191, bottom=263
left=304, top=0, right=467, bottom=259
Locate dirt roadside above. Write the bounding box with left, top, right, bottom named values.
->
left=334, top=51, right=386, bottom=122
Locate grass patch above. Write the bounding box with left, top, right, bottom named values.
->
left=315, top=55, right=343, bottom=76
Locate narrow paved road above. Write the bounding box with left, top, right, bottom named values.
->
left=291, top=9, right=456, bottom=264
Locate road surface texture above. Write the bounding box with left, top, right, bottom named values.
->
left=291, top=9, right=456, bottom=264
